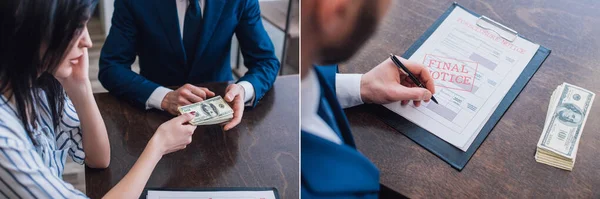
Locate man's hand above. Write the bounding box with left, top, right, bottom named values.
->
left=161, top=84, right=216, bottom=115
left=223, top=84, right=245, bottom=131
left=360, top=56, right=435, bottom=107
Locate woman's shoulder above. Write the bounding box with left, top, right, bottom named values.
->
left=0, top=111, right=32, bottom=150
left=0, top=99, right=22, bottom=133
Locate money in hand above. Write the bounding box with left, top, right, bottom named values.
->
left=535, top=83, right=595, bottom=171
left=178, top=96, right=234, bottom=126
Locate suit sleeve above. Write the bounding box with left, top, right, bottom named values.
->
left=235, top=0, right=281, bottom=107
left=98, top=0, right=162, bottom=109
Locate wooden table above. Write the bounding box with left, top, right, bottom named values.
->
left=85, top=75, right=299, bottom=199
left=341, top=0, right=600, bottom=198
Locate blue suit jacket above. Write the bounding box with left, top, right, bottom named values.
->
left=99, top=0, right=279, bottom=109
left=301, top=66, right=380, bottom=198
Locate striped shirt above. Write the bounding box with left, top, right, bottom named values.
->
left=0, top=90, right=87, bottom=198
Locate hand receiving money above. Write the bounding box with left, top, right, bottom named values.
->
left=162, top=84, right=216, bottom=115
left=177, top=96, right=234, bottom=126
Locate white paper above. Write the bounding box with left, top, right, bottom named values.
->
left=147, top=190, right=277, bottom=199
left=384, top=6, right=540, bottom=151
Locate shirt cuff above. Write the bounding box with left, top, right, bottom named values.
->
left=336, top=74, right=364, bottom=108
left=146, top=86, right=173, bottom=110
left=237, top=81, right=255, bottom=106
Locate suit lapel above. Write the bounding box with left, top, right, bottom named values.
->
left=302, top=66, right=380, bottom=195
left=155, top=0, right=186, bottom=66
left=190, top=0, right=226, bottom=69
left=314, top=66, right=357, bottom=148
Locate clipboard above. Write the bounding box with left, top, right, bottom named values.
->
left=140, top=187, right=280, bottom=199
left=371, top=2, right=551, bottom=171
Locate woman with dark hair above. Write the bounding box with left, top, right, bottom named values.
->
left=0, top=0, right=197, bottom=198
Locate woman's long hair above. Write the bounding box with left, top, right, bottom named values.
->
left=0, top=0, right=97, bottom=145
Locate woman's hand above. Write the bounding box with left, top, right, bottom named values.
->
left=149, top=113, right=198, bottom=155
left=56, top=48, right=91, bottom=92
left=103, top=113, right=196, bottom=198
left=51, top=27, right=112, bottom=169
left=55, top=27, right=93, bottom=93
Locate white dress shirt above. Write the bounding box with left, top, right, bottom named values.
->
left=146, top=0, right=255, bottom=110
left=301, top=69, right=363, bottom=144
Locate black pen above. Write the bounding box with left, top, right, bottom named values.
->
left=389, top=54, right=438, bottom=104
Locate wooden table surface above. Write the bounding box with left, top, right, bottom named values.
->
left=341, top=0, right=600, bottom=198
left=85, top=75, right=299, bottom=199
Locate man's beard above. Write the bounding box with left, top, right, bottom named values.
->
left=318, top=2, right=379, bottom=65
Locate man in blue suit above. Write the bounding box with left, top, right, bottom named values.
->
left=301, top=0, right=436, bottom=198
left=99, top=0, right=279, bottom=130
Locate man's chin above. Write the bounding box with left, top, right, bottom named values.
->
left=317, top=47, right=362, bottom=65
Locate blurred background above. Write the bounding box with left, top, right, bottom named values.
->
left=67, top=0, right=299, bottom=192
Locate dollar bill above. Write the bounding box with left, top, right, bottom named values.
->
left=535, top=83, right=595, bottom=170
left=178, top=96, right=234, bottom=126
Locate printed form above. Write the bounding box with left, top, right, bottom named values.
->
left=146, top=190, right=277, bottom=199
left=384, top=6, right=540, bottom=151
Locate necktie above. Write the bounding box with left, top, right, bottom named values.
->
left=183, top=0, right=202, bottom=66
left=317, top=93, right=344, bottom=143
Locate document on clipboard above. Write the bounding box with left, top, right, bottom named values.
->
left=145, top=188, right=278, bottom=199
left=383, top=5, right=541, bottom=151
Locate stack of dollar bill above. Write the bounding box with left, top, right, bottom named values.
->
left=178, top=96, right=234, bottom=126
left=535, top=83, right=595, bottom=171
